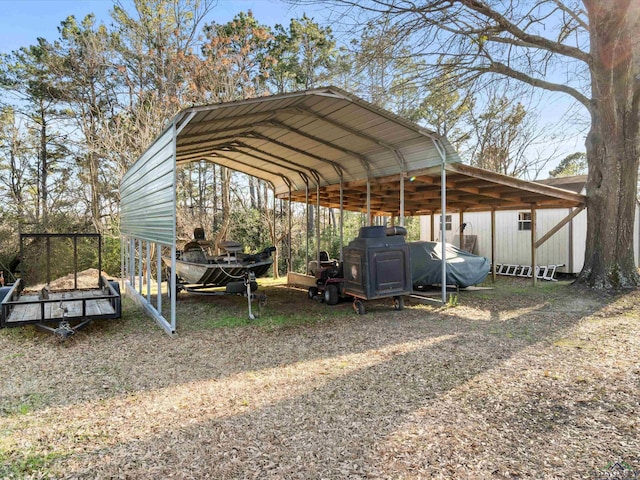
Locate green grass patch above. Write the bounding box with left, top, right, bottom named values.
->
left=0, top=393, right=46, bottom=417
left=0, top=449, right=64, bottom=478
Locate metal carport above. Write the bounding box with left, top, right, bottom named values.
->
left=120, top=86, right=585, bottom=335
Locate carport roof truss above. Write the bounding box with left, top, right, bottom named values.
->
left=286, top=162, right=586, bottom=216
left=170, top=86, right=585, bottom=214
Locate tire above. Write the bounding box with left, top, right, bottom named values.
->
left=225, top=281, right=246, bottom=294
left=324, top=284, right=339, bottom=305
left=393, top=296, right=405, bottom=311
left=308, top=287, right=319, bottom=299
left=353, top=299, right=366, bottom=315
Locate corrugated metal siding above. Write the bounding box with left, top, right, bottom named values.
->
left=120, top=126, right=176, bottom=245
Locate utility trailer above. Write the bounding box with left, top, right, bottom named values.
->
left=0, top=233, right=121, bottom=338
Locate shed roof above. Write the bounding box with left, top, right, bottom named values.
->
left=168, top=86, right=585, bottom=214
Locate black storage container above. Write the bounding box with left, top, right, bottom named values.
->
left=343, top=226, right=412, bottom=306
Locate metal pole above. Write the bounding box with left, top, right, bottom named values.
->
left=157, top=243, right=162, bottom=312
left=305, top=182, right=309, bottom=274
left=400, top=173, right=405, bottom=226
left=46, top=236, right=51, bottom=284
left=146, top=240, right=151, bottom=301
left=366, top=179, right=371, bottom=225
left=339, top=178, right=344, bottom=262
left=491, top=209, right=496, bottom=283
left=288, top=186, right=292, bottom=273
left=531, top=207, right=537, bottom=286
left=316, top=184, right=321, bottom=268
left=129, top=237, right=135, bottom=287
left=73, top=235, right=78, bottom=290
left=138, top=239, right=143, bottom=294
left=441, top=161, right=447, bottom=304
left=273, top=188, right=277, bottom=276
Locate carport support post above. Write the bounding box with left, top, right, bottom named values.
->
left=305, top=183, right=309, bottom=274
left=288, top=186, right=292, bottom=273
left=367, top=179, right=371, bottom=225
left=400, top=173, right=405, bottom=226
left=138, top=239, right=143, bottom=294
left=129, top=237, right=135, bottom=287
left=157, top=243, right=162, bottom=313
left=441, top=160, right=447, bottom=304
left=531, top=206, right=537, bottom=286
left=491, top=209, right=496, bottom=283
left=273, top=190, right=277, bottom=276
left=146, top=241, right=151, bottom=301
left=316, top=184, right=321, bottom=269
left=339, top=180, right=344, bottom=261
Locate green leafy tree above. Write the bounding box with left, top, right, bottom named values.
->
left=0, top=41, right=69, bottom=229
left=549, top=152, right=587, bottom=177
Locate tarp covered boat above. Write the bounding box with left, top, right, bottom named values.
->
left=409, top=241, right=490, bottom=288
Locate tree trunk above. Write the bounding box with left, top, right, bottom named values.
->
left=213, top=167, right=231, bottom=254
left=39, top=113, right=48, bottom=228
left=576, top=0, right=640, bottom=289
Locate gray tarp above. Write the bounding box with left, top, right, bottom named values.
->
left=409, top=241, right=490, bottom=288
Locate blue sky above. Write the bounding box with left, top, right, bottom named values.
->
left=0, top=0, right=313, bottom=54
left=0, top=0, right=584, bottom=175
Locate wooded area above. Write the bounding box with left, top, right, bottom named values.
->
left=1, top=0, right=636, bottom=290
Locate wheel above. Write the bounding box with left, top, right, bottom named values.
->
left=324, top=284, right=339, bottom=305
left=353, top=299, right=366, bottom=315
left=308, top=286, right=319, bottom=299
left=393, top=296, right=405, bottom=311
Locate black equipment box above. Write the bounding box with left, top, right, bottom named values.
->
left=343, top=226, right=412, bottom=300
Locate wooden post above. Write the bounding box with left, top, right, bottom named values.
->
left=531, top=207, right=537, bottom=286
left=430, top=212, right=435, bottom=241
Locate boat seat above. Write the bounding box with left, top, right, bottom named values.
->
left=219, top=240, right=243, bottom=254
left=182, top=242, right=207, bottom=263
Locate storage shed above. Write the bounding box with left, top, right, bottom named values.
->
left=420, top=175, right=640, bottom=275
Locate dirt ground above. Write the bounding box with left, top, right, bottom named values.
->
left=0, top=277, right=638, bottom=479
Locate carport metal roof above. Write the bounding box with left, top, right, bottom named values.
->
left=173, top=86, right=585, bottom=214
left=175, top=86, right=457, bottom=201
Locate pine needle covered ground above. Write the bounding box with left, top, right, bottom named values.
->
left=1, top=277, right=638, bottom=479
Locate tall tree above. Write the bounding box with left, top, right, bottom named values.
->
left=0, top=41, right=68, bottom=229
left=410, top=67, right=474, bottom=149
left=50, top=14, right=119, bottom=233
left=199, top=11, right=274, bottom=101
left=465, top=93, right=559, bottom=180
left=322, top=0, right=640, bottom=290
left=550, top=152, right=588, bottom=178
left=111, top=0, right=215, bottom=156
